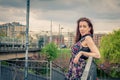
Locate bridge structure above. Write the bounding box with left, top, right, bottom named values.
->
left=0, top=36, right=41, bottom=60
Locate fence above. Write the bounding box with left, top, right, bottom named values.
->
left=0, top=60, right=48, bottom=80
left=0, top=60, right=65, bottom=80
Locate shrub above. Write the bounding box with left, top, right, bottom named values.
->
left=41, top=42, right=58, bottom=61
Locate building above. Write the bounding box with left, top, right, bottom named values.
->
left=0, top=22, right=26, bottom=37
left=0, top=22, right=26, bottom=42
left=93, top=33, right=106, bottom=48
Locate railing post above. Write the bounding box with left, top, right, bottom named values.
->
left=46, top=61, right=48, bottom=80
left=50, top=61, right=52, bottom=80
left=0, top=60, right=1, bottom=80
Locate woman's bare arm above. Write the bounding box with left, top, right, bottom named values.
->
left=73, top=36, right=101, bottom=64
left=80, top=36, right=101, bottom=59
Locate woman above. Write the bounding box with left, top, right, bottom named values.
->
left=65, top=17, right=101, bottom=80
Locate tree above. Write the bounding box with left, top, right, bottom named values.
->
left=99, top=29, right=120, bottom=78
left=100, top=29, right=120, bottom=63
left=41, top=42, right=58, bottom=61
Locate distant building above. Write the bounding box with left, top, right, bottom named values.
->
left=52, top=32, right=75, bottom=48
left=0, top=22, right=26, bottom=43
left=36, top=31, right=75, bottom=48
left=93, top=33, right=106, bottom=48
left=66, top=32, right=75, bottom=47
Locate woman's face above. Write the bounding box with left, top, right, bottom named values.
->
left=79, top=21, right=91, bottom=36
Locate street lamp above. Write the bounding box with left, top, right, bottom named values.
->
left=50, top=20, right=52, bottom=43
left=58, top=24, right=64, bottom=48
left=60, top=27, right=64, bottom=48
left=24, top=0, right=30, bottom=80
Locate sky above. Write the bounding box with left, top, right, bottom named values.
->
left=0, top=0, right=120, bottom=33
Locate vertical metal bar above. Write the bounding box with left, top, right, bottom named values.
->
left=46, top=61, right=48, bottom=80
left=50, top=20, right=52, bottom=43
left=59, top=24, right=60, bottom=48
left=24, top=0, right=30, bottom=80
left=60, top=27, right=63, bottom=55
left=68, top=30, right=69, bottom=47
left=50, top=61, right=52, bottom=80
left=44, top=33, right=45, bottom=46
left=0, top=60, right=1, bottom=80
left=60, top=28, right=62, bottom=48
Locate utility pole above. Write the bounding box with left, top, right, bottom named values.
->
left=68, top=29, right=70, bottom=48
left=59, top=24, right=60, bottom=48
left=50, top=20, right=52, bottom=43
left=24, top=0, right=30, bottom=80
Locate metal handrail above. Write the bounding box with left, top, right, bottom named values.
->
left=81, top=57, right=93, bottom=80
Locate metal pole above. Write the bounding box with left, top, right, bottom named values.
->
left=50, top=61, right=52, bottom=80
left=68, top=29, right=70, bottom=47
left=0, top=60, right=1, bottom=80
left=60, top=27, right=63, bottom=48
left=50, top=20, right=52, bottom=43
left=61, top=28, right=62, bottom=46
left=24, top=0, right=30, bottom=80
left=44, top=33, right=45, bottom=46
left=59, top=24, right=60, bottom=48
left=46, top=61, right=48, bottom=80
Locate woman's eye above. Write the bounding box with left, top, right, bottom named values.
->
left=83, top=25, right=87, bottom=28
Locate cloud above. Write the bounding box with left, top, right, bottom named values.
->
left=0, top=7, right=26, bottom=23
left=0, top=0, right=120, bottom=33
left=0, top=0, right=25, bottom=8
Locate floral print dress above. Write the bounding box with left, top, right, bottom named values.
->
left=65, top=34, right=91, bottom=80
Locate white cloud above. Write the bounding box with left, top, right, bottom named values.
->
left=0, top=7, right=25, bottom=23
left=0, top=0, right=120, bottom=33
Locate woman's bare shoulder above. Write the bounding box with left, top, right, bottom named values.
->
left=85, top=35, right=93, bottom=41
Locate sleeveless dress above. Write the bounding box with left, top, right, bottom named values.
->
left=65, top=34, right=92, bottom=80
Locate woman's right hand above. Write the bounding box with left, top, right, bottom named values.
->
left=73, top=56, right=79, bottom=64
left=73, top=52, right=82, bottom=64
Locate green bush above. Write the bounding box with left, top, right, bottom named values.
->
left=41, top=42, right=58, bottom=61
left=99, top=29, right=120, bottom=78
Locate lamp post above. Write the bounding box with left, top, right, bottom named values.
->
left=24, top=0, right=30, bottom=80
left=60, top=27, right=64, bottom=47
left=50, top=20, right=52, bottom=43
left=60, top=26, right=64, bottom=56
left=59, top=24, right=60, bottom=48
left=59, top=24, right=64, bottom=48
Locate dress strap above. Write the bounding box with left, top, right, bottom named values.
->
left=80, top=34, right=93, bottom=42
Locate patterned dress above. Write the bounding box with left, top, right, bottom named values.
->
left=65, top=34, right=92, bottom=80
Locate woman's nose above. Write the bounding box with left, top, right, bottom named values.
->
left=80, top=27, right=84, bottom=30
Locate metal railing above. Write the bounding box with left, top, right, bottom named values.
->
left=81, top=57, right=120, bottom=80
left=0, top=60, right=49, bottom=80
left=0, top=60, right=66, bottom=80
left=81, top=57, right=97, bottom=80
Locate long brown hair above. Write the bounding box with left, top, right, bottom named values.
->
left=75, top=17, right=94, bottom=43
